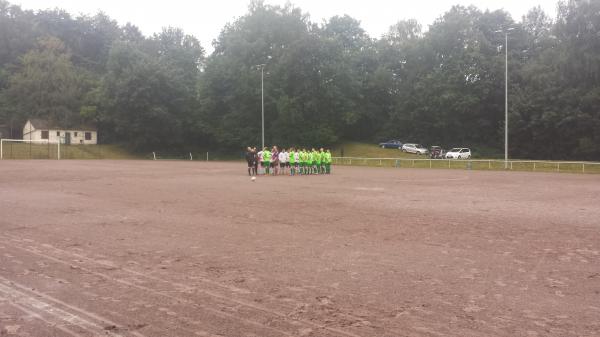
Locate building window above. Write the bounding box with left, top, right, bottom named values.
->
left=85, top=132, right=92, bottom=140
left=41, top=131, right=49, bottom=139
left=57, top=131, right=60, bottom=136
left=74, top=132, right=78, bottom=137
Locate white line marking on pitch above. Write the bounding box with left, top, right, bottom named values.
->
left=0, top=278, right=125, bottom=337
left=2, top=233, right=365, bottom=337
left=1, top=296, right=84, bottom=337
left=0, top=275, right=147, bottom=337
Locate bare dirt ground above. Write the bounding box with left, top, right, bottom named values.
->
left=0, top=160, right=599, bottom=337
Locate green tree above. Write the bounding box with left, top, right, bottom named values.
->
left=100, top=29, right=205, bottom=149
left=3, top=36, right=87, bottom=128
left=0, top=0, right=37, bottom=67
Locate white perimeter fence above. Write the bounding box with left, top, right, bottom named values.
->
left=332, top=157, right=600, bottom=174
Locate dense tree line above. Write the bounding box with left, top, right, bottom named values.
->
left=0, top=0, right=598, bottom=159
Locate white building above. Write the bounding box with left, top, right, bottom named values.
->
left=22, top=119, right=98, bottom=145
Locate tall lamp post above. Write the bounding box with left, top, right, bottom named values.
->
left=252, top=64, right=266, bottom=149
left=495, top=27, right=514, bottom=169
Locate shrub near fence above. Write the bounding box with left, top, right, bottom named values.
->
left=332, top=157, right=600, bottom=174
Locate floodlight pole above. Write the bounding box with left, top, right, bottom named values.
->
left=504, top=32, right=508, bottom=169
left=253, top=62, right=269, bottom=149
left=261, top=65, right=265, bottom=149
left=496, top=28, right=513, bottom=169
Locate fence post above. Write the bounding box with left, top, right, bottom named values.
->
left=533, top=162, right=536, bottom=171
left=152, top=152, right=156, bottom=160
left=557, top=163, right=560, bottom=172
left=488, top=160, right=491, bottom=169
left=58, top=140, right=61, bottom=160
left=350, top=159, right=352, bottom=165
left=206, top=152, right=208, bottom=161
left=583, top=163, right=585, bottom=173
left=379, top=159, right=382, bottom=166
left=429, top=160, right=432, bottom=169
left=189, top=152, right=193, bottom=161
left=448, top=160, right=451, bottom=169
left=510, top=161, right=513, bottom=170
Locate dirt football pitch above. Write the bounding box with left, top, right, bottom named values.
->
left=0, top=160, right=599, bottom=337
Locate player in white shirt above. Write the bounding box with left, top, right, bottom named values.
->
left=278, top=149, right=288, bottom=175
left=285, top=150, right=291, bottom=175
left=257, top=150, right=264, bottom=175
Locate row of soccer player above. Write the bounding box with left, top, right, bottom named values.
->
left=245, top=146, right=333, bottom=176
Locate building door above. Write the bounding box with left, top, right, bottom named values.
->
left=65, top=132, right=71, bottom=145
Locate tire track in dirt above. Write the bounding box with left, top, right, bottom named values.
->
left=1, top=233, right=366, bottom=337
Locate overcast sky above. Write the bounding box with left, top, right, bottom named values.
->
left=14, top=0, right=557, bottom=52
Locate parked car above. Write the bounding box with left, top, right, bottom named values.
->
left=429, top=146, right=445, bottom=159
left=402, top=143, right=428, bottom=155
left=379, top=139, right=403, bottom=149
left=445, top=148, right=471, bottom=159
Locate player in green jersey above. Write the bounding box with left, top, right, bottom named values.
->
left=315, top=148, right=323, bottom=174
left=310, top=147, right=319, bottom=174
left=324, top=149, right=332, bottom=174
left=262, top=147, right=271, bottom=175
left=306, top=150, right=313, bottom=174
left=302, top=149, right=309, bottom=175
left=318, top=148, right=325, bottom=174
left=289, top=147, right=296, bottom=176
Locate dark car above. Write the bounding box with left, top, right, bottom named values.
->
left=379, top=140, right=403, bottom=149
left=430, top=146, right=445, bottom=159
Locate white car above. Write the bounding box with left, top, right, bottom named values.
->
left=445, top=148, right=471, bottom=159
left=402, top=143, right=428, bottom=155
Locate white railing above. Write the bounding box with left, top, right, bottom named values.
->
left=332, top=157, right=600, bottom=174
left=152, top=152, right=194, bottom=161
